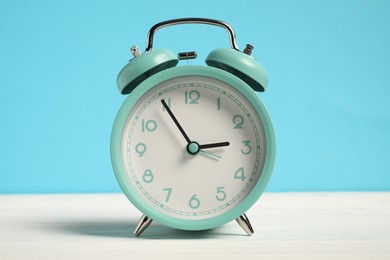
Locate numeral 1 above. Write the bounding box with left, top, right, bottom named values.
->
left=162, top=98, right=171, bottom=111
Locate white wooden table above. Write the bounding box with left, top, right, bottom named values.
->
left=1, top=192, right=389, bottom=259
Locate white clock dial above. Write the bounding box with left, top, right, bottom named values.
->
left=121, top=76, right=266, bottom=220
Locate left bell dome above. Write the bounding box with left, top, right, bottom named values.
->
left=117, top=49, right=179, bottom=94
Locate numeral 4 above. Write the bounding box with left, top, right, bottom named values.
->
left=234, top=167, right=246, bottom=181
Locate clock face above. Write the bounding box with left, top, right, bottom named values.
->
left=120, top=74, right=266, bottom=219
left=111, top=66, right=275, bottom=230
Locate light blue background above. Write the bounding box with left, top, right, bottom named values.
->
left=1, top=0, right=389, bottom=193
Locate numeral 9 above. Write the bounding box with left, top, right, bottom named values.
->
left=135, top=143, right=147, bottom=157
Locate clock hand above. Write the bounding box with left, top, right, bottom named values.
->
left=199, top=141, right=230, bottom=149
left=161, top=99, right=191, bottom=144
left=161, top=99, right=228, bottom=153
left=199, top=150, right=222, bottom=159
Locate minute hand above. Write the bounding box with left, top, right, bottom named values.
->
left=199, top=142, right=230, bottom=149
left=161, top=99, right=191, bottom=144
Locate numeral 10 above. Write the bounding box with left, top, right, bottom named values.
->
left=141, top=119, right=157, bottom=132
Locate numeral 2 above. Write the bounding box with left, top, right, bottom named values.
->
left=233, top=115, right=244, bottom=129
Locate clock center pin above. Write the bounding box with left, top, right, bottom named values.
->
left=187, top=142, right=200, bottom=155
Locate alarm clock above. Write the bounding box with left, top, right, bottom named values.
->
left=111, top=18, right=275, bottom=236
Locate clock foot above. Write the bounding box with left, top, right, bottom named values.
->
left=235, top=213, right=254, bottom=236
left=134, top=215, right=153, bottom=237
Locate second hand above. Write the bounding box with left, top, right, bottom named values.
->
left=199, top=150, right=222, bottom=159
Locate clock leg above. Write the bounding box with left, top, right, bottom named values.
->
left=134, top=215, right=153, bottom=237
left=235, top=213, right=254, bottom=236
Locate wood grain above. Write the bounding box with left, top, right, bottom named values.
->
left=1, top=192, right=389, bottom=259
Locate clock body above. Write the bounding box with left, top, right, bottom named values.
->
left=111, top=65, right=275, bottom=231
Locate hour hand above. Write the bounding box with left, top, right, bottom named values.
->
left=199, top=141, right=230, bottom=149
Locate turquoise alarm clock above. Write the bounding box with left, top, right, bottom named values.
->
left=111, top=18, right=275, bottom=236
